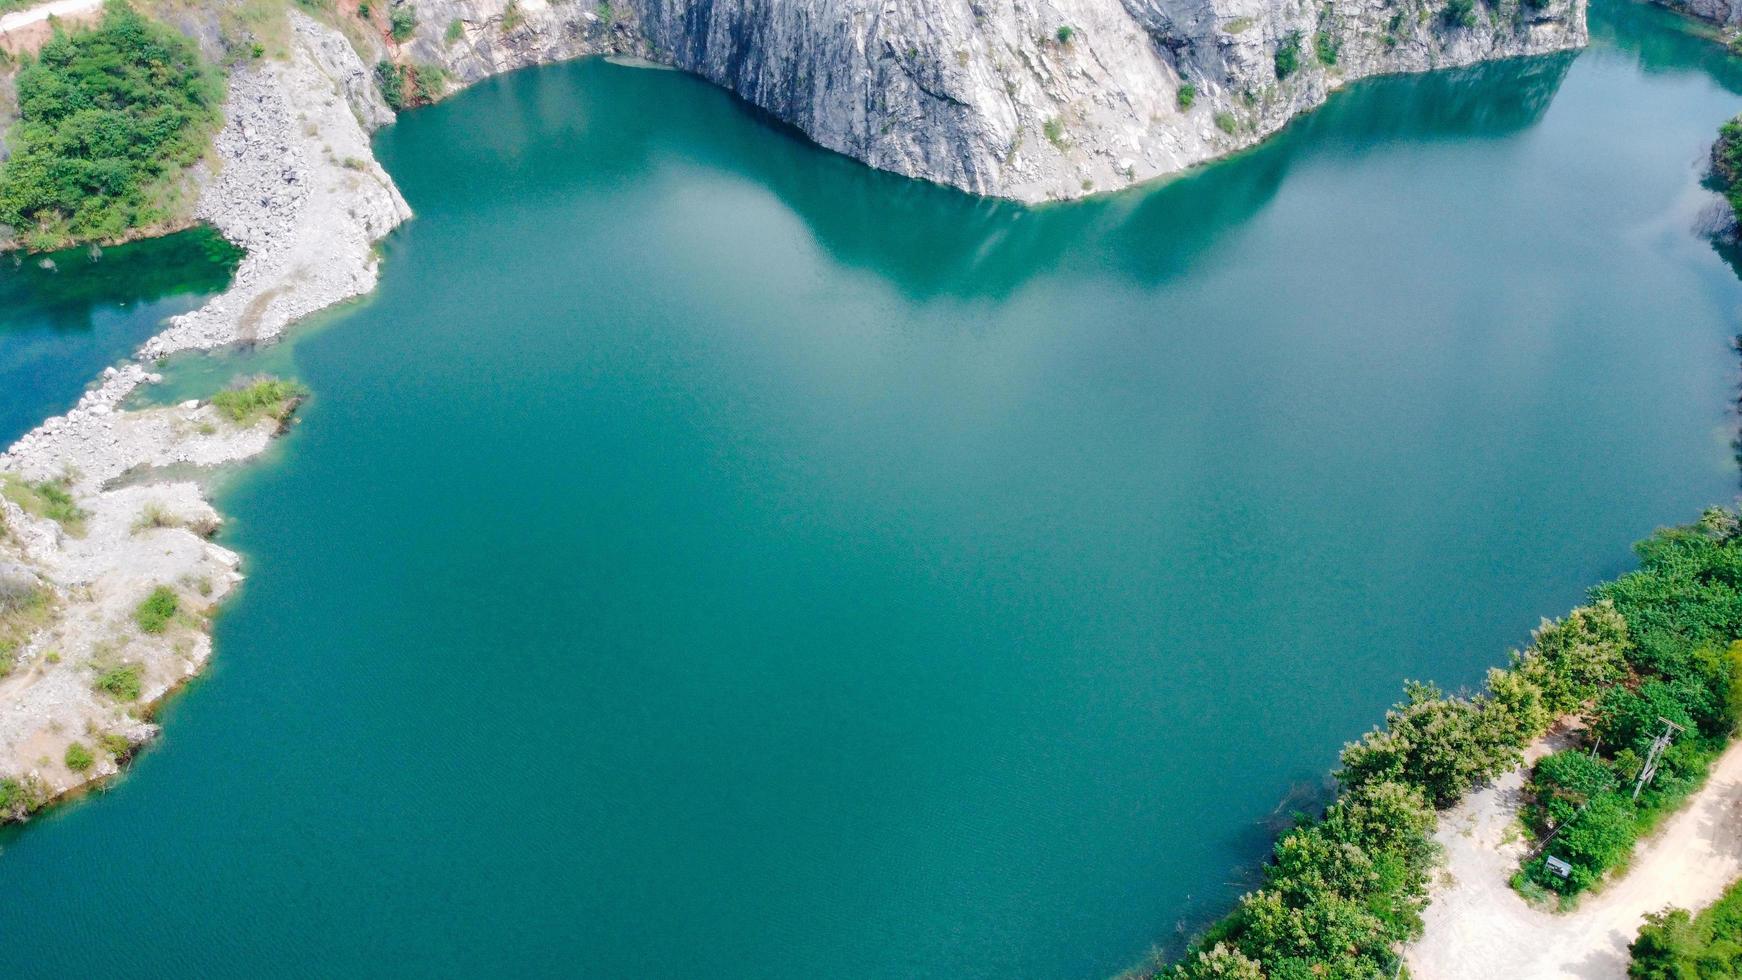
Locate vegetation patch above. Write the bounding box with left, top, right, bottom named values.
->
left=1714, top=115, right=1742, bottom=225
left=388, top=3, right=417, bottom=41
left=0, top=577, right=55, bottom=675
left=1042, top=116, right=1068, bottom=149
left=211, top=378, right=308, bottom=427
left=0, top=2, right=225, bottom=251
left=64, top=742, right=94, bottom=773
left=1176, top=83, right=1196, bottom=110
left=1214, top=111, right=1238, bottom=135
left=94, top=660, right=143, bottom=701
left=134, top=586, right=180, bottom=635
left=0, top=774, right=48, bottom=821
left=1632, top=873, right=1742, bottom=975
left=1, top=474, right=88, bottom=536
left=1274, top=31, right=1303, bottom=80
left=1444, top=0, right=1479, bottom=28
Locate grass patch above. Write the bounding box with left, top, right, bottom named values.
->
left=444, top=17, right=464, bottom=43
left=1, top=474, right=88, bottom=536
left=1214, top=111, right=1238, bottom=135
left=131, top=501, right=181, bottom=534
left=0, top=578, right=54, bottom=675
left=0, top=2, right=225, bottom=251
left=211, top=378, right=308, bottom=426
left=1042, top=116, right=1068, bottom=149
left=1177, top=83, right=1196, bottom=110
left=64, top=742, right=93, bottom=772
left=94, top=661, right=143, bottom=701
left=134, top=586, right=179, bottom=635
left=98, top=732, right=132, bottom=758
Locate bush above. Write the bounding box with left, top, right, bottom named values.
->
left=134, top=586, right=179, bottom=634
left=376, top=60, right=408, bottom=111
left=64, top=742, right=93, bottom=772
left=98, top=732, right=131, bottom=757
left=1214, top=112, right=1238, bottom=135
left=1274, top=32, right=1303, bottom=79
left=1042, top=117, right=1067, bottom=149
left=1443, top=0, right=1478, bottom=26
left=0, top=2, right=224, bottom=249
left=0, top=775, right=48, bottom=820
left=94, top=661, right=142, bottom=701
left=1314, top=30, right=1339, bottom=66
left=1534, top=792, right=1637, bottom=892
left=444, top=18, right=463, bottom=43
left=1055, top=25, right=1075, bottom=43
left=1631, top=875, right=1742, bottom=977
left=1177, top=83, right=1196, bottom=110
left=211, top=378, right=308, bottom=426
left=1337, top=681, right=1525, bottom=807
left=388, top=4, right=416, bottom=41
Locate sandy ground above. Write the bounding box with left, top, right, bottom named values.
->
left=1407, top=733, right=1742, bottom=979
left=0, top=0, right=102, bottom=55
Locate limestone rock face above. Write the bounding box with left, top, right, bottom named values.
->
left=398, top=0, right=1586, bottom=201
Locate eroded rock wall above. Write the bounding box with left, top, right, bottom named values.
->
left=389, top=0, right=1586, bottom=201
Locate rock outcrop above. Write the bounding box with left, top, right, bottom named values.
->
left=387, top=0, right=1586, bottom=201
left=0, top=12, right=408, bottom=815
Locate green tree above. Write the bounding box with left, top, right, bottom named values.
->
left=0, top=2, right=223, bottom=248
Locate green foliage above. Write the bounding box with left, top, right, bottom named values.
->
left=0, top=576, right=54, bottom=673
left=1314, top=30, right=1339, bottom=65
left=445, top=17, right=464, bottom=43
left=500, top=0, right=524, bottom=32
left=1055, top=25, right=1075, bottom=43
left=134, top=586, right=179, bottom=634
left=0, top=774, right=48, bottom=821
left=98, top=732, right=132, bottom=757
left=1526, top=749, right=1618, bottom=833
left=1336, top=681, right=1525, bottom=807
left=94, top=661, right=142, bottom=701
left=211, top=378, right=308, bottom=426
left=388, top=4, right=417, bottom=41
left=1177, top=84, right=1197, bottom=110
left=1274, top=31, right=1303, bottom=79
left=1443, top=0, right=1478, bottom=27
left=64, top=742, right=94, bottom=772
left=375, top=60, right=408, bottom=111
left=0, top=2, right=224, bottom=250
left=1214, top=111, right=1238, bottom=135
left=1042, top=116, right=1068, bottom=149
left=1, top=474, right=89, bottom=536
left=411, top=62, right=449, bottom=104
left=1631, top=875, right=1742, bottom=977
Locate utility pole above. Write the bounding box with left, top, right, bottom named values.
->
left=1632, top=717, right=1686, bottom=801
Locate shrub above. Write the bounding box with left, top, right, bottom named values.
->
left=500, top=0, right=524, bottom=32
left=64, top=742, right=94, bottom=772
left=388, top=4, right=416, bottom=41
left=1043, top=116, right=1067, bottom=149
left=0, top=775, right=48, bottom=820
left=98, top=732, right=131, bottom=757
left=94, top=661, right=143, bottom=701
left=376, top=61, right=408, bottom=111
left=1274, top=31, right=1303, bottom=79
left=1526, top=749, right=1618, bottom=833
left=1337, top=681, right=1525, bottom=807
left=1631, top=875, right=1742, bottom=977
left=1534, top=792, right=1637, bottom=892
left=1177, top=83, right=1196, bottom=110
left=0, top=3, right=224, bottom=249
left=1315, top=31, right=1340, bottom=66
left=1055, top=25, right=1075, bottom=43
left=134, top=586, right=179, bottom=634
left=444, top=17, right=463, bottom=43
left=0, top=578, right=54, bottom=672
left=1443, top=0, right=1478, bottom=27
left=211, top=378, right=308, bottom=426
left=1214, top=112, right=1238, bottom=135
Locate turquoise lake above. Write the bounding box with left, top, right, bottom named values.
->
left=6, top=1, right=1742, bottom=975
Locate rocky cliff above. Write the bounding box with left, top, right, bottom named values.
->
left=382, top=0, right=1586, bottom=201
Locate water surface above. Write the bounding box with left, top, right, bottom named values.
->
left=0, top=228, right=238, bottom=444
left=5, top=3, right=1742, bottom=976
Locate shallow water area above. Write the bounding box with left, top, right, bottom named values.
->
left=4, top=2, right=1742, bottom=976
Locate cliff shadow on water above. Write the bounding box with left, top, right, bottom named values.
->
left=379, top=50, right=1572, bottom=306
left=0, top=227, right=241, bottom=444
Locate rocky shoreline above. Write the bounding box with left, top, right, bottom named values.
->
left=0, top=12, right=407, bottom=817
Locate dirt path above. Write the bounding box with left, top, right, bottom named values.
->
left=1407, top=735, right=1742, bottom=979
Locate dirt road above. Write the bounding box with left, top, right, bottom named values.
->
left=1407, top=735, right=1742, bottom=979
